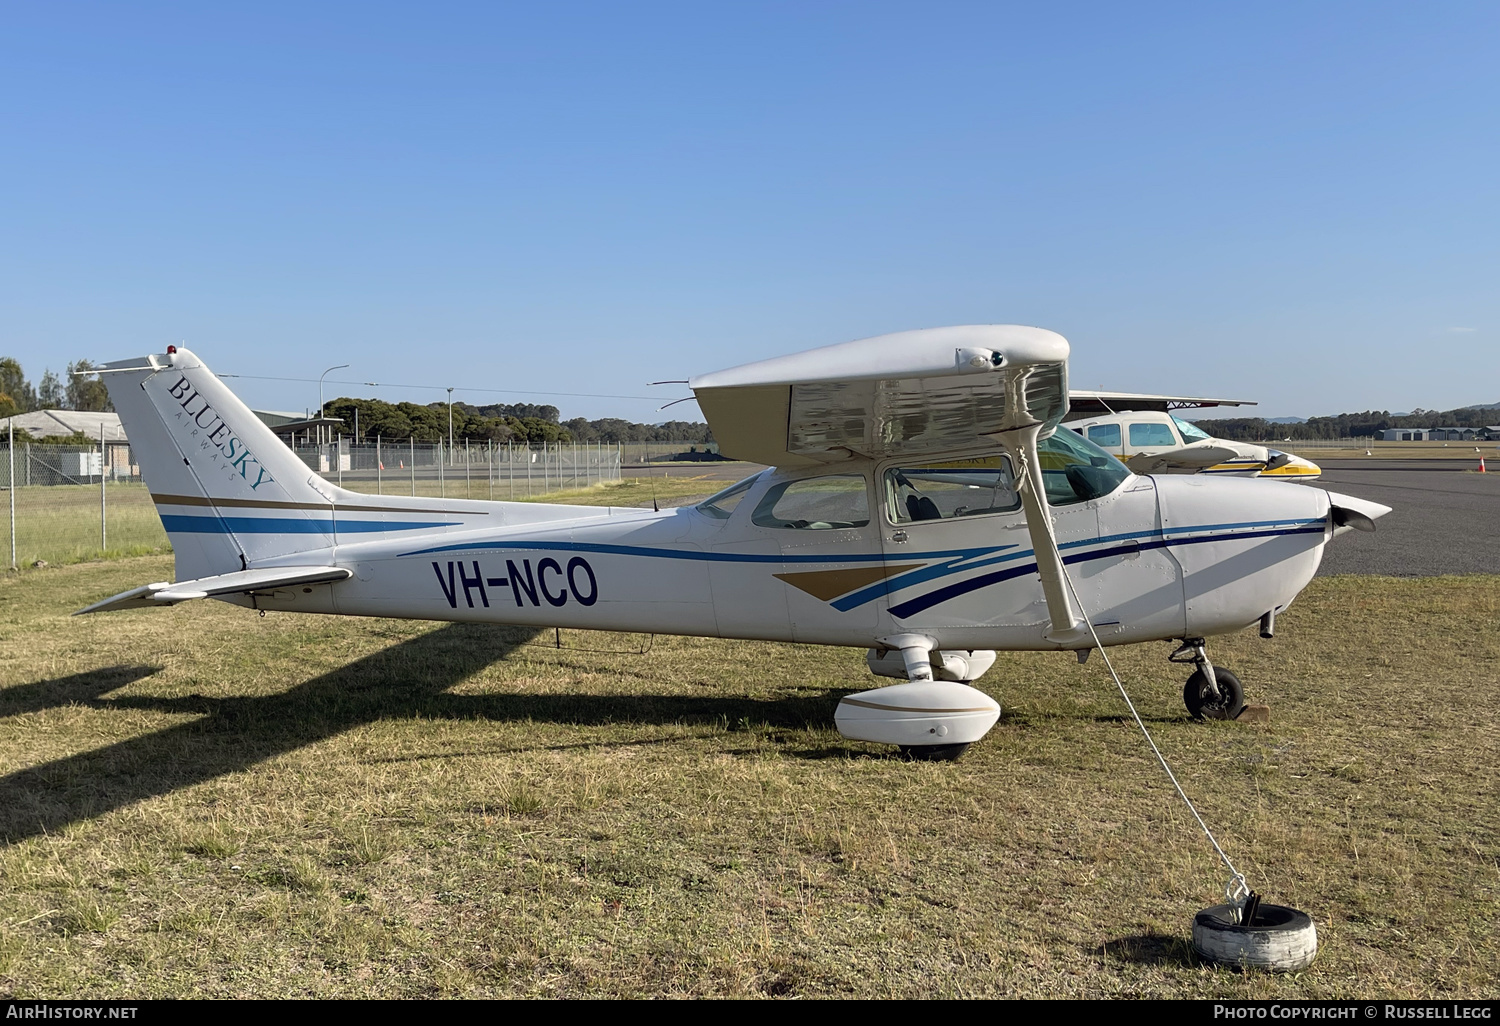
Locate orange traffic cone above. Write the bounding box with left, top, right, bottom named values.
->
left=1481, top=458, right=1487, bottom=473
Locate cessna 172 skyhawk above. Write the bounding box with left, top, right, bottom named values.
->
left=79, top=326, right=1387, bottom=759
left=1065, top=392, right=1323, bottom=482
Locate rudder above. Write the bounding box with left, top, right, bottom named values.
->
left=99, top=347, right=337, bottom=579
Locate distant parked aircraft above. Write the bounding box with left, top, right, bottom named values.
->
left=1066, top=392, right=1321, bottom=482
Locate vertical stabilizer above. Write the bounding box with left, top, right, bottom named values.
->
left=99, top=348, right=336, bottom=579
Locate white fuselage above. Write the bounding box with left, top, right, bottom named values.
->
left=231, top=458, right=1334, bottom=652
left=88, top=339, right=1387, bottom=753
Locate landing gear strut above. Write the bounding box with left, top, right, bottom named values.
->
left=1170, top=639, right=1245, bottom=720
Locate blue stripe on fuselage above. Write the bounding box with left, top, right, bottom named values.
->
left=885, top=522, right=1325, bottom=618
left=396, top=516, right=1325, bottom=614
left=160, top=515, right=460, bottom=534
left=397, top=538, right=1012, bottom=564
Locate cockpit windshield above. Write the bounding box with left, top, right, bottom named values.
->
left=1172, top=416, right=1214, bottom=443
left=1037, top=429, right=1133, bottom=505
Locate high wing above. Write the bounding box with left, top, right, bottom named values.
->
left=690, top=325, right=1070, bottom=467
left=1066, top=391, right=1257, bottom=418
left=692, top=325, right=1091, bottom=644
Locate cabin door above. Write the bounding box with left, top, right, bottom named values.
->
left=744, top=472, right=884, bottom=641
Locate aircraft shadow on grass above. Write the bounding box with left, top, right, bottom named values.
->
left=0, top=623, right=850, bottom=846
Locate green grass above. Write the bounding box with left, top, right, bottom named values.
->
left=336, top=470, right=745, bottom=508
left=0, top=473, right=745, bottom=574
left=0, top=484, right=170, bottom=569
left=0, top=560, right=1494, bottom=997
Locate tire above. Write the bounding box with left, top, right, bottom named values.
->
left=1192, top=903, right=1317, bottom=971
left=897, top=743, right=971, bottom=762
left=1183, top=666, right=1244, bottom=720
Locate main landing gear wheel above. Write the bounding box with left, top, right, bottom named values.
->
left=1183, top=666, right=1244, bottom=720
left=897, top=743, right=972, bottom=762
left=1192, top=902, right=1318, bottom=971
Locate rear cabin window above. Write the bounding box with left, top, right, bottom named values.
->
left=1129, top=422, right=1179, bottom=447
left=751, top=475, right=870, bottom=529
left=1087, top=424, right=1122, bottom=448
left=884, top=456, right=1020, bottom=524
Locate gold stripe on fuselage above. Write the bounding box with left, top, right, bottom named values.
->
left=774, top=563, right=925, bottom=601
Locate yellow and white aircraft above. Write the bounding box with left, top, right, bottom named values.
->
left=1066, top=392, right=1322, bottom=481
left=79, top=327, right=1383, bottom=759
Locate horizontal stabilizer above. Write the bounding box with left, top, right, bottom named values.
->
left=75, top=566, right=352, bottom=614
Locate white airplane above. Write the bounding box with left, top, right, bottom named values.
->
left=79, top=327, right=1387, bottom=759
left=1066, top=392, right=1322, bottom=482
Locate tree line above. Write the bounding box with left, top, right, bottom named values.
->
left=0, top=356, right=714, bottom=448
left=324, top=395, right=713, bottom=447
left=1199, top=404, right=1500, bottom=442
left=0, top=357, right=112, bottom=418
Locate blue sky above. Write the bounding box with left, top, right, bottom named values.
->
left=2, top=2, right=1496, bottom=422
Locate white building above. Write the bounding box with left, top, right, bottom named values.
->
left=0, top=409, right=127, bottom=441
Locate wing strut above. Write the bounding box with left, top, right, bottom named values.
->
left=991, top=420, right=1091, bottom=648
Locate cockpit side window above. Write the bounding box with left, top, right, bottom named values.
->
left=884, top=456, right=1020, bottom=524
left=1129, top=422, right=1179, bottom=447
left=751, top=475, right=870, bottom=529
left=695, top=473, right=762, bottom=520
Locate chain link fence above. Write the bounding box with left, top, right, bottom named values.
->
left=0, top=441, right=166, bottom=568
left=1, top=439, right=630, bottom=568
left=290, top=439, right=623, bottom=499
left=1265, top=437, right=1374, bottom=449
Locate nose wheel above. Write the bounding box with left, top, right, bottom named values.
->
left=1171, top=640, right=1246, bottom=720
left=1183, top=666, right=1244, bottom=720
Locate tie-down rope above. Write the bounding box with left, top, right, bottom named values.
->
left=1057, top=563, right=1252, bottom=912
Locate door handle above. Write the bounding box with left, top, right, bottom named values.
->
left=890, top=530, right=909, bottom=543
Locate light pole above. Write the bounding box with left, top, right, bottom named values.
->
left=318, top=364, right=350, bottom=447
left=319, top=364, right=350, bottom=420
left=447, top=387, right=455, bottom=457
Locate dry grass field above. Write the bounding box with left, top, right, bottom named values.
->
left=0, top=556, right=1495, bottom=998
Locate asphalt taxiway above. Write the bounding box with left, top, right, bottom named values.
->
left=1310, top=458, right=1499, bottom=576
